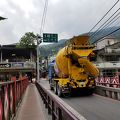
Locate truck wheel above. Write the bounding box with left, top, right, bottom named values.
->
left=54, top=82, right=58, bottom=95
left=57, top=84, right=62, bottom=97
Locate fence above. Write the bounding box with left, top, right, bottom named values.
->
left=95, top=76, right=120, bottom=88
left=36, top=82, right=86, bottom=120
left=95, top=85, right=120, bottom=101
left=0, top=76, right=28, bottom=120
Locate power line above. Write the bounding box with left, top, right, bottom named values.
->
left=91, top=8, right=120, bottom=38
left=94, top=26, right=120, bottom=43
left=88, top=0, right=120, bottom=34
left=100, top=11, right=120, bottom=29
left=40, top=0, right=48, bottom=36
left=37, top=0, right=48, bottom=81
left=106, top=15, right=120, bottom=27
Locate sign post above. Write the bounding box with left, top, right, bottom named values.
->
left=36, top=36, right=42, bottom=81
left=37, top=33, right=58, bottom=81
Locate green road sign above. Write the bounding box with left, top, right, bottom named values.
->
left=43, top=33, right=58, bottom=42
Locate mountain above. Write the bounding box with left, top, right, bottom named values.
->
left=89, top=26, right=120, bottom=43
left=39, top=39, right=67, bottom=57
left=39, top=26, right=120, bottom=57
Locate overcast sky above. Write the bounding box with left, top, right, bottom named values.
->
left=0, top=0, right=119, bottom=45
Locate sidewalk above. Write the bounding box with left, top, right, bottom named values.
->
left=16, top=83, right=49, bottom=120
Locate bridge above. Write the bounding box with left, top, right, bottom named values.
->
left=0, top=77, right=120, bottom=120
left=0, top=35, right=120, bottom=120
left=1, top=0, right=120, bottom=119
left=0, top=39, right=120, bottom=120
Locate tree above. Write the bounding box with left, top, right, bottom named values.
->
left=17, top=32, right=38, bottom=48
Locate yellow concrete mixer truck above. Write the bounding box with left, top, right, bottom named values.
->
left=48, top=35, right=99, bottom=97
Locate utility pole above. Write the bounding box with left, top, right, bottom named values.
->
left=36, top=36, right=42, bottom=81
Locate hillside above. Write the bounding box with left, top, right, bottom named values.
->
left=89, top=26, right=120, bottom=43
left=39, top=39, right=67, bottom=57
left=39, top=26, right=120, bottom=57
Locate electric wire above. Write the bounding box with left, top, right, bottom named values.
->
left=40, top=0, right=48, bottom=36
left=97, top=18, right=120, bottom=40
left=95, top=14, right=120, bottom=40
left=99, top=12, right=120, bottom=30
left=91, top=8, right=120, bottom=39
left=105, top=15, right=120, bottom=28
left=91, top=13, right=120, bottom=42
left=94, top=26, right=120, bottom=43
left=88, top=0, right=120, bottom=34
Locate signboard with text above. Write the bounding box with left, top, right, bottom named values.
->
left=43, top=33, right=58, bottom=42
left=12, top=63, right=24, bottom=68
left=0, top=63, right=11, bottom=68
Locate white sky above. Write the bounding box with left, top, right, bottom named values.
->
left=0, top=0, right=119, bottom=45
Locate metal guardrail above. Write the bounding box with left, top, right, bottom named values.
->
left=0, top=77, right=28, bottom=120
left=95, top=76, right=120, bottom=88
left=96, top=82, right=120, bottom=88
left=36, top=82, right=86, bottom=120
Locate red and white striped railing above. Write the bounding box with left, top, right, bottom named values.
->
left=95, top=76, right=120, bottom=88
left=0, top=76, right=28, bottom=120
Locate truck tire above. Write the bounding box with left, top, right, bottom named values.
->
left=57, top=84, right=62, bottom=97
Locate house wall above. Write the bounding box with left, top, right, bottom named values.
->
left=95, top=38, right=118, bottom=50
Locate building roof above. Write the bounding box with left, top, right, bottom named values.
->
left=95, top=41, right=120, bottom=55
left=0, top=44, right=36, bottom=59
left=93, top=37, right=118, bottom=44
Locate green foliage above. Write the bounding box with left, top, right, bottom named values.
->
left=39, top=39, right=67, bottom=57
left=17, top=32, right=38, bottom=48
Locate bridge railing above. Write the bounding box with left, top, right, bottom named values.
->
left=95, top=85, right=120, bottom=101
left=95, top=76, right=120, bottom=88
left=95, top=76, right=120, bottom=101
left=0, top=77, right=28, bottom=120
left=36, top=82, right=86, bottom=120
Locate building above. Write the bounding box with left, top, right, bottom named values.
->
left=0, top=44, right=37, bottom=81
left=94, top=37, right=119, bottom=50
left=93, top=37, right=120, bottom=88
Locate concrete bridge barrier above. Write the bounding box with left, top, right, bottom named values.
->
left=95, top=85, right=120, bottom=101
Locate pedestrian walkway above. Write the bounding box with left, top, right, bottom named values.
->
left=16, top=83, right=49, bottom=120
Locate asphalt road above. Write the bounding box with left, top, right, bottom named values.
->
left=39, top=79, right=120, bottom=120
left=62, top=94, right=120, bottom=120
